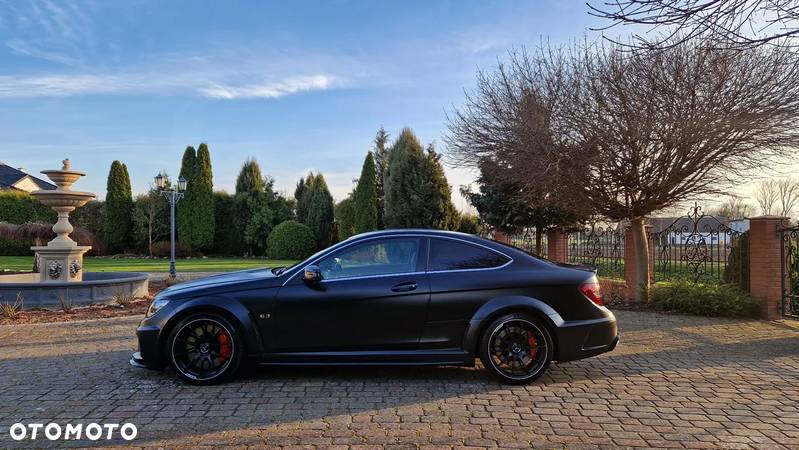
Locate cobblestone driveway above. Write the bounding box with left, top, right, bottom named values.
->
left=1, top=310, right=798, bottom=449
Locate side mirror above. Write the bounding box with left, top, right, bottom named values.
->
left=303, top=265, right=322, bottom=287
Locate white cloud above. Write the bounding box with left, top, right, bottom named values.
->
left=0, top=74, right=136, bottom=97
left=17, top=0, right=92, bottom=43
left=198, top=75, right=338, bottom=100
left=7, top=40, right=82, bottom=66
left=0, top=73, right=341, bottom=99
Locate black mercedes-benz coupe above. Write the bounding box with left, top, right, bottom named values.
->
left=131, top=229, right=618, bottom=384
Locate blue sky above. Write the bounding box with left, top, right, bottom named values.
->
left=0, top=0, right=609, bottom=208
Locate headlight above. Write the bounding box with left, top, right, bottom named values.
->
left=146, top=297, right=170, bottom=317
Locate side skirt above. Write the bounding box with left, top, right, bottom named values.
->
left=258, top=349, right=474, bottom=366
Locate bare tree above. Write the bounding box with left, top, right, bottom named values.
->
left=588, top=0, right=799, bottom=49
left=754, top=180, right=779, bottom=214
left=446, top=48, right=591, bottom=223
left=448, top=40, right=799, bottom=301
left=712, top=195, right=754, bottom=219
left=777, top=178, right=799, bottom=216
left=132, top=186, right=170, bottom=256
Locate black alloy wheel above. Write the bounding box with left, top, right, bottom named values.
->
left=167, top=313, right=242, bottom=384
left=479, top=313, right=553, bottom=384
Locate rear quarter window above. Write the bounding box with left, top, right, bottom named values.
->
left=428, top=238, right=511, bottom=271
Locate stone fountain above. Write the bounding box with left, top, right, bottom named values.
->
left=0, top=159, right=148, bottom=309
left=30, top=159, right=95, bottom=283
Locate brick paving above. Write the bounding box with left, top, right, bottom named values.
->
left=0, top=310, right=798, bottom=449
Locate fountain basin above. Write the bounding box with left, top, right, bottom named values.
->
left=39, top=169, right=87, bottom=190
left=30, top=190, right=96, bottom=208
left=0, top=272, right=149, bottom=309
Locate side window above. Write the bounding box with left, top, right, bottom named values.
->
left=318, top=238, right=421, bottom=280
left=429, top=239, right=510, bottom=271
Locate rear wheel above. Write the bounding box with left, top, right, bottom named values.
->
left=167, top=313, right=242, bottom=385
left=479, top=313, right=553, bottom=384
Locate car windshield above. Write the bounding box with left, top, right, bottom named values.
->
left=269, top=245, right=339, bottom=276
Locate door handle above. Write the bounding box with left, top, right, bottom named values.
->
left=391, top=281, right=417, bottom=292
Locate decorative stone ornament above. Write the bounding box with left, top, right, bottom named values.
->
left=48, top=261, right=63, bottom=280
left=30, top=158, right=95, bottom=283
left=69, top=259, right=82, bottom=278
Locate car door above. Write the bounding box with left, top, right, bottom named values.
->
left=421, top=237, right=513, bottom=350
left=272, top=236, right=430, bottom=353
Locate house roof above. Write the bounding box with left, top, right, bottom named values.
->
left=0, top=164, right=56, bottom=191
left=649, top=215, right=731, bottom=234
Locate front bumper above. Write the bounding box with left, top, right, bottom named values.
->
left=130, top=324, right=164, bottom=370
left=554, top=313, right=618, bottom=362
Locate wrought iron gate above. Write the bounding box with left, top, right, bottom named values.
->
left=508, top=228, right=547, bottom=257
left=780, top=225, right=799, bottom=318
left=649, top=203, right=743, bottom=283
left=568, top=225, right=625, bottom=279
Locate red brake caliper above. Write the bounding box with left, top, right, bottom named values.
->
left=218, top=332, right=232, bottom=361
left=527, top=332, right=538, bottom=358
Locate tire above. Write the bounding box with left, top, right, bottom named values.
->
left=166, top=312, right=243, bottom=385
left=478, top=313, right=553, bottom=385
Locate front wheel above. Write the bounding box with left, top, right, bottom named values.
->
left=167, top=313, right=242, bottom=385
left=479, top=313, right=553, bottom=384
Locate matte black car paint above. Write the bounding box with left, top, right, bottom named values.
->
left=132, top=229, right=618, bottom=375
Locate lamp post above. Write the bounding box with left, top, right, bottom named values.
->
left=155, top=173, right=187, bottom=278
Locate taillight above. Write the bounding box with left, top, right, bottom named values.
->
left=579, top=281, right=604, bottom=306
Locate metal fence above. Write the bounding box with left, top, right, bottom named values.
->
left=567, top=225, right=625, bottom=279
left=781, top=225, right=799, bottom=318
left=502, top=203, right=745, bottom=284
left=649, top=204, right=743, bottom=284
left=506, top=228, right=548, bottom=257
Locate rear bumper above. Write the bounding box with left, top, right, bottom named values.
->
left=130, top=324, right=164, bottom=370
left=554, top=313, right=618, bottom=362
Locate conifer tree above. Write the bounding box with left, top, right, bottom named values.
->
left=423, top=143, right=459, bottom=230
left=335, top=194, right=356, bottom=241
left=193, top=143, right=215, bottom=251
left=176, top=146, right=197, bottom=248
left=294, top=177, right=308, bottom=223
left=305, top=173, right=335, bottom=248
left=104, top=160, right=134, bottom=252
left=234, top=159, right=267, bottom=256
left=384, top=128, right=456, bottom=229
left=372, top=127, right=390, bottom=228
left=353, top=152, right=378, bottom=234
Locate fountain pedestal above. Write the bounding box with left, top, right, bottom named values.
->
left=31, top=246, right=92, bottom=282
left=29, top=159, right=96, bottom=283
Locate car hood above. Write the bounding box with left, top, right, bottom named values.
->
left=161, top=268, right=282, bottom=297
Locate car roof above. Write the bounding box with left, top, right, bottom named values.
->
left=345, top=229, right=538, bottom=260
left=346, top=228, right=481, bottom=242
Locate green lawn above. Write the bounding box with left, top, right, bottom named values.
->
left=0, top=256, right=298, bottom=273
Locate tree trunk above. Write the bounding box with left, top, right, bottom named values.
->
left=535, top=228, right=543, bottom=256
left=148, top=210, right=155, bottom=257
left=630, top=217, right=650, bottom=302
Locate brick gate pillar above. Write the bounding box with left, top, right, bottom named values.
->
left=546, top=228, right=569, bottom=263
left=492, top=230, right=511, bottom=244
left=624, top=223, right=654, bottom=299
left=749, top=216, right=789, bottom=320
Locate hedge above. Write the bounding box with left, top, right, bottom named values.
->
left=0, top=238, right=34, bottom=256
left=266, top=220, right=316, bottom=260
left=0, top=190, right=55, bottom=224
left=649, top=281, right=759, bottom=317
left=212, top=191, right=240, bottom=256
left=0, top=191, right=56, bottom=256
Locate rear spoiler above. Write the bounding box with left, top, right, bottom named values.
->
left=554, top=261, right=597, bottom=273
